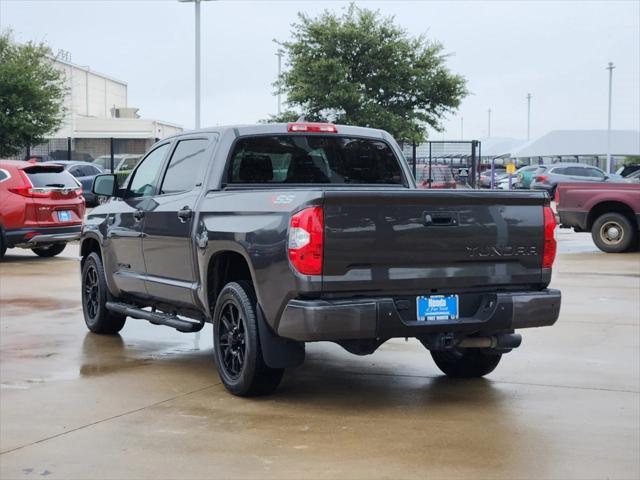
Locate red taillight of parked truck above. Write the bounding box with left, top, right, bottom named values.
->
left=288, top=206, right=324, bottom=275
left=542, top=205, right=557, bottom=269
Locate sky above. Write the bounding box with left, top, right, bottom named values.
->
left=1, top=0, right=639, bottom=141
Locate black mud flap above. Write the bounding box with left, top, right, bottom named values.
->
left=257, top=305, right=305, bottom=369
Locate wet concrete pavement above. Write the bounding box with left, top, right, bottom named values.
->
left=1, top=231, right=639, bottom=479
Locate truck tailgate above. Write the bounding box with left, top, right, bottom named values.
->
left=322, top=190, right=547, bottom=293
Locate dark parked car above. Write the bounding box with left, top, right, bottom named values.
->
left=80, top=123, right=561, bottom=397
left=530, top=163, right=623, bottom=199
left=616, top=164, right=640, bottom=177
left=45, top=161, right=104, bottom=206
left=557, top=182, right=640, bottom=253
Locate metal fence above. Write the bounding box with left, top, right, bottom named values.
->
left=9, top=137, right=158, bottom=171
left=402, top=140, right=481, bottom=188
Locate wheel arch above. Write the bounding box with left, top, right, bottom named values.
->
left=205, top=250, right=256, bottom=314
left=587, top=201, right=637, bottom=231
left=80, top=235, right=102, bottom=266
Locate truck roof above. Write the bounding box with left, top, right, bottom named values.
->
left=164, top=123, right=389, bottom=142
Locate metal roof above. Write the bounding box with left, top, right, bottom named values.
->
left=509, top=130, right=640, bottom=158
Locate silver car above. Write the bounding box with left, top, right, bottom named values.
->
left=530, top=163, right=623, bottom=199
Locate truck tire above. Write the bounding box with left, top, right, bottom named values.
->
left=0, top=234, right=6, bottom=259
left=431, top=349, right=502, bottom=378
left=32, top=244, right=66, bottom=257
left=213, top=281, right=284, bottom=396
left=81, top=252, right=126, bottom=334
left=591, top=212, right=636, bottom=253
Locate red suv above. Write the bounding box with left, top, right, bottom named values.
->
left=0, top=160, right=85, bottom=258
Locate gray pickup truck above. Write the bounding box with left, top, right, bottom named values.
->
left=81, top=123, right=561, bottom=396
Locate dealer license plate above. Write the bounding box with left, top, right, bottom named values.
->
left=416, top=295, right=459, bottom=321
left=57, top=210, right=72, bottom=222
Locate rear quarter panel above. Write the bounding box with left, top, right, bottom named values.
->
left=195, top=189, right=325, bottom=330
left=558, top=183, right=640, bottom=213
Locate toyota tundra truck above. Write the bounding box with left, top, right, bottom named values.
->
left=80, top=123, right=561, bottom=396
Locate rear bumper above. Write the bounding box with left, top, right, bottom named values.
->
left=277, top=289, right=561, bottom=342
left=558, top=210, right=588, bottom=231
left=5, top=225, right=81, bottom=248
left=531, top=183, right=552, bottom=192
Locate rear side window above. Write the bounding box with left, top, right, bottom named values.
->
left=0, top=169, right=9, bottom=182
left=25, top=168, right=77, bottom=188
left=565, top=166, right=588, bottom=176
left=227, top=136, right=404, bottom=185
left=160, top=139, right=209, bottom=194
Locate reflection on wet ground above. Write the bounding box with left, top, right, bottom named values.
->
left=0, top=237, right=639, bottom=479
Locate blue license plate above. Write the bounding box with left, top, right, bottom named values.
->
left=57, top=210, right=72, bottom=222
left=416, top=294, right=459, bottom=321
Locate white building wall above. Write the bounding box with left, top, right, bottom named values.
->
left=47, top=57, right=180, bottom=149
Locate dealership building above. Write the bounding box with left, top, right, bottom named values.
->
left=20, top=55, right=182, bottom=161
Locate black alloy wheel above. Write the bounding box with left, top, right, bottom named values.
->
left=217, top=301, right=247, bottom=379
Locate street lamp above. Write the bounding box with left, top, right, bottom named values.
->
left=526, top=93, right=532, bottom=140
left=606, top=62, right=615, bottom=173
left=487, top=108, right=491, bottom=137
left=179, top=0, right=214, bottom=129
left=276, top=49, right=284, bottom=115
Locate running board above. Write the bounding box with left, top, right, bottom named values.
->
left=105, top=302, right=204, bottom=333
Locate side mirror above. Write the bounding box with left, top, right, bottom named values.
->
left=92, top=174, right=118, bottom=197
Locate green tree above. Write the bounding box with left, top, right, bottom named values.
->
left=0, top=31, right=66, bottom=157
left=268, top=4, right=467, bottom=143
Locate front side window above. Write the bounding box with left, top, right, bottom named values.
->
left=227, top=136, right=404, bottom=185
left=160, top=139, right=209, bottom=194
left=127, top=144, right=170, bottom=197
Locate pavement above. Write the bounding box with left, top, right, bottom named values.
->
left=0, top=230, right=639, bottom=479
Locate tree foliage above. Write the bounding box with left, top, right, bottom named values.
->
left=0, top=31, right=66, bottom=157
left=269, top=4, right=468, bottom=142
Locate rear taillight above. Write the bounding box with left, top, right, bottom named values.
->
left=288, top=206, right=324, bottom=275
left=8, top=186, right=52, bottom=198
left=287, top=123, right=338, bottom=133
left=535, top=175, right=548, bottom=183
left=543, top=205, right=557, bottom=269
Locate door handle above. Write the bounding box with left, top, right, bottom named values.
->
left=424, top=212, right=458, bottom=226
left=133, top=210, right=145, bottom=221
left=177, top=207, right=193, bottom=223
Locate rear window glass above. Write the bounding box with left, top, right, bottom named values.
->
left=227, top=136, right=404, bottom=185
left=25, top=169, right=77, bottom=188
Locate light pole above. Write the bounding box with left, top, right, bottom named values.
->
left=179, top=0, right=214, bottom=129
left=460, top=116, right=464, bottom=140
left=487, top=108, right=491, bottom=137
left=276, top=50, right=284, bottom=115
left=606, top=62, right=615, bottom=173
left=526, top=93, right=532, bottom=140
